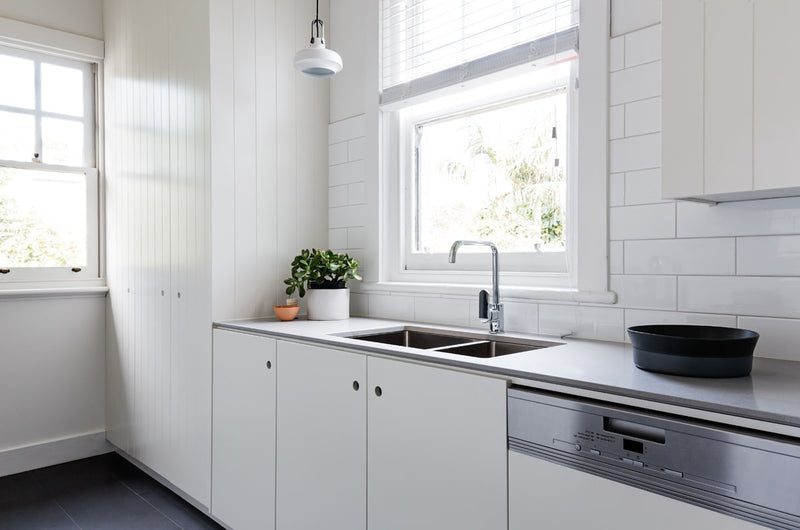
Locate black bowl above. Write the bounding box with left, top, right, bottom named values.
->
left=627, top=325, right=759, bottom=378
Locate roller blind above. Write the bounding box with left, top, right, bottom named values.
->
left=381, top=0, right=579, bottom=104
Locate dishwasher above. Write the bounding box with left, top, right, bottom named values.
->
left=507, top=387, right=800, bottom=530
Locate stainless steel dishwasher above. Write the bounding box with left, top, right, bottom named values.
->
left=507, top=387, right=800, bottom=530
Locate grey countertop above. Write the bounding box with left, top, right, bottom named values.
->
left=214, top=317, right=800, bottom=435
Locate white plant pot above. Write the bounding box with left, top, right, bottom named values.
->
left=306, top=287, right=350, bottom=321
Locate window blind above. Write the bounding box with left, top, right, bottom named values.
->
left=381, top=0, right=579, bottom=105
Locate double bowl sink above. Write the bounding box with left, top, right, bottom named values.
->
left=340, top=326, right=562, bottom=359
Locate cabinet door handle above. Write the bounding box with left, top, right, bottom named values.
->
left=266, top=360, right=272, bottom=370
left=374, top=386, right=382, bottom=397
left=352, top=380, right=360, bottom=391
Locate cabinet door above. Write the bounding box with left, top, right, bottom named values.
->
left=276, top=341, right=367, bottom=530
left=212, top=330, right=276, bottom=530
left=508, top=451, right=761, bottom=530
left=367, top=357, right=508, bottom=530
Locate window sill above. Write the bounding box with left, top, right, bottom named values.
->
left=357, top=281, right=617, bottom=304
left=0, top=286, right=108, bottom=300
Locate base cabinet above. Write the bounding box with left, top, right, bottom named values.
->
left=508, top=451, right=761, bottom=530
left=211, top=330, right=276, bottom=530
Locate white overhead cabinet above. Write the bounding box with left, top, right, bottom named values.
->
left=212, top=330, right=276, bottom=530
left=273, top=340, right=508, bottom=530
left=662, top=0, right=800, bottom=202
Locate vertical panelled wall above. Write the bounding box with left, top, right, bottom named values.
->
left=210, top=0, right=329, bottom=321
left=104, top=0, right=213, bottom=507
left=331, top=0, right=800, bottom=363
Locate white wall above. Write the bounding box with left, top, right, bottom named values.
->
left=329, top=0, right=800, bottom=363
left=211, top=0, right=330, bottom=320
left=0, top=0, right=103, bottom=39
left=0, top=0, right=107, bottom=476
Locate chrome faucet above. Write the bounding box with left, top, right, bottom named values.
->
left=448, top=240, right=504, bottom=334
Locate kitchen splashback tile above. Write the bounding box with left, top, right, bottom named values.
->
left=737, top=235, right=800, bottom=276
left=610, top=105, right=624, bottom=139
left=624, top=24, right=661, bottom=68
left=539, top=304, right=624, bottom=342
left=609, top=133, right=660, bottom=173
left=611, top=0, right=661, bottom=37
left=350, top=293, right=369, bottom=317
left=623, top=309, right=737, bottom=342
left=413, top=296, right=470, bottom=326
left=610, top=173, right=625, bottom=206
left=624, top=168, right=667, bottom=205
left=329, top=142, right=348, bottom=165
left=329, top=204, right=366, bottom=229
left=610, top=203, right=675, bottom=240
left=737, top=316, right=800, bottom=361
left=610, top=61, right=661, bottom=105
left=329, top=228, right=347, bottom=249
left=329, top=160, right=365, bottom=187
left=610, top=241, right=623, bottom=274
left=368, top=293, right=414, bottom=321
left=678, top=276, right=800, bottom=318
left=624, top=96, right=660, bottom=137
left=348, top=137, right=366, bottom=161
left=329, top=185, right=348, bottom=208
left=611, top=274, right=677, bottom=310
left=610, top=36, right=625, bottom=72
left=677, top=197, right=800, bottom=238
left=329, top=115, right=366, bottom=145
left=625, top=238, right=735, bottom=275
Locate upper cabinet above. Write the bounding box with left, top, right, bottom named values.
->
left=662, top=0, right=800, bottom=202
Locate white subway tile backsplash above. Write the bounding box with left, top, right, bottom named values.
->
left=624, top=97, right=660, bottom=137
left=610, top=61, right=661, bottom=105
left=609, top=203, right=675, bottom=240
left=678, top=276, right=800, bottom=318
left=348, top=181, right=366, bottom=205
left=350, top=292, right=369, bottom=317
left=624, top=25, right=661, bottom=67
left=329, top=114, right=366, bottom=144
left=610, top=173, right=625, bottom=207
left=329, top=204, right=366, bottom=228
left=625, top=238, right=735, bottom=275
left=737, top=235, right=800, bottom=276
left=330, top=160, right=365, bottom=187
left=347, top=226, right=366, bottom=249
left=611, top=0, right=661, bottom=37
left=503, top=301, right=540, bottom=334
left=610, top=36, right=625, bottom=72
left=624, top=168, right=666, bottom=205
left=413, top=296, right=470, bottom=326
left=348, top=137, right=366, bottom=161
left=329, top=228, right=347, bottom=249
left=610, top=105, right=625, bottom=139
left=609, top=133, right=660, bottom=173
left=539, top=304, right=625, bottom=342
left=329, top=142, right=348, bottom=165
left=737, top=316, right=800, bottom=361
left=610, top=241, right=624, bottom=274
left=677, top=197, right=800, bottom=238
left=369, top=293, right=414, bottom=321
left=329, top=185, right=348, bottom=208
left=611, top=274, right=677, bottom=310
left=624, top=309, right=736, bottom=335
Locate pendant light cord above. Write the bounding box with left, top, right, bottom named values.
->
left=310, top=0, right=325, bottom=44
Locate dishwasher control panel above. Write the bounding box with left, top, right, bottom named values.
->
left=507, top=387, right=800, bottom=529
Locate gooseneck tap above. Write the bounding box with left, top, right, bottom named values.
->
left=448, top=240, right=504, bottom=333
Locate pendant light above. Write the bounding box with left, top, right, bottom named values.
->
left=294, top=0, right=343, bottom=78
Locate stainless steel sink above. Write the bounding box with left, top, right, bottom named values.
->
left=343, top=326, right=562, bottom=358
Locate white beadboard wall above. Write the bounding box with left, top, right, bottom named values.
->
left=330, top=0, right=800, bottom=362
left=0, top=3, right=108, bottom=477
left=210, top=0, right=329, bottom=321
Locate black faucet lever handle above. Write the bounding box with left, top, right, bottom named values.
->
left=478, top=289, right=489, bottom=320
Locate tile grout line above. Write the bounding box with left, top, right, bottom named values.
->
left=116, top=479, right=185, bottom=530
left=53, top=500, right=83, bottom=530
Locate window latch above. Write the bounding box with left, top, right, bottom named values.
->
left=0, top=268, right=9, bottom=274
left=71, top=267, right=82, bottom=273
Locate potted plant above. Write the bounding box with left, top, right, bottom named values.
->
left=284, top=249, right=361, bottom=320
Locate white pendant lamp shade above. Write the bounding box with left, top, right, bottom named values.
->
left=295, top=42, right=342, bottom=78
left=295, top=0, right=342, bottom=78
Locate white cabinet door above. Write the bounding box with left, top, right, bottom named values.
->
left=275, top=341, right=367, bottom=530
left=211, top=330, right=276, bottom=530
left=508, top=451, right=762, bottom=530
left=367, top=357, right=508, bottom=530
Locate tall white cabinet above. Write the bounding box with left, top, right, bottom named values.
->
left=662, top=0, right=800, bottom=202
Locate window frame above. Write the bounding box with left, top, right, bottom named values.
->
left=0, top=38, right=102, bottom=288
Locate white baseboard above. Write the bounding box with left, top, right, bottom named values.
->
left=0, top=431, right=112, bottom=478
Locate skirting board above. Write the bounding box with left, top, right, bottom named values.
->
left=0, top=430, right=112, bottom=478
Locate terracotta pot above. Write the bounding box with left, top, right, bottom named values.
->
left=273, top=305, right=300, bottom=321
left=306, top=287, right=350, bottom=320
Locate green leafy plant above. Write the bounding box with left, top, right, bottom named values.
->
left=284, top=248, right=362, bottom=298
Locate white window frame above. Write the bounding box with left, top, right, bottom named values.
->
left=0, top=18, right=104, bottom=290
left=362, top=0, right=613, bottom=303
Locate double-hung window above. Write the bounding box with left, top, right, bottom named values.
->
left=0, top=43, right=99, bottom=286
left=381, top=0, right=581, bottom=288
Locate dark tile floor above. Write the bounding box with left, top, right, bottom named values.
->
left=0, top=452, right=223, bottom=530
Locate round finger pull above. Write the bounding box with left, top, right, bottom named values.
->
left=374, top=386, right=382, bottom=397
left=352, top=381, right=359, bottom=391
left=266, top=360, right=272, bottom=369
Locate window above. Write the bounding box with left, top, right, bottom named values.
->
left=380, top=0, right=580, bottom=287
left=0, top=44, right=98, bottom=285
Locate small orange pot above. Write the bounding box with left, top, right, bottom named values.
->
left=273, top=305, right=300, bottom=321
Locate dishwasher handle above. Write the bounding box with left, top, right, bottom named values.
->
left=603, top=417, right=666, bottom=444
